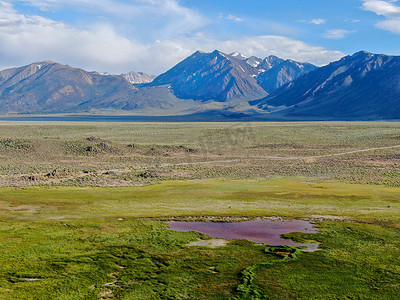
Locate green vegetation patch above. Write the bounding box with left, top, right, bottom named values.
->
left=0, top=218, right=398, bottom=299
left=254, top=221, right=400, bottom=299
left=0, top=219, right=275, bottom=299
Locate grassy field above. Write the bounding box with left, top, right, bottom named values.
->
left=0, top=121, right=399, bottom=299
left=0, top=121, right=400, bottom=187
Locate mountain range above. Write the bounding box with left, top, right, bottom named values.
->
left=0, top=50, right=399, bottom=120
left=252, top=51, right=400, bottom=120
left=0, top=61, right=196, bottom=114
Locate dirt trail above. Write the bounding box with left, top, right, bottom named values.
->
left=139, top=144, right=400, bottom=169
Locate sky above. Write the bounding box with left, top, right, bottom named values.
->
left=0, top=0, right=399, bottom=74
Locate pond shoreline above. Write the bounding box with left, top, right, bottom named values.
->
left=133, top=215, right=352, bottom=223
left=168, top=218, right=320, bottom=249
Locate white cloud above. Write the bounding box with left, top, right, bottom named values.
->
left=11, top=0, right=208, bottom=38
left=298, top=18, right=326, bottom=25
left=219, top=13, right=244, bottom=22
left=323, top=29, right=354, bottom=39
left=362, top=0, right=400, bottom=33
left=0, top=1, right=345, bottom=74
left=345, top=18, right=361, bottom=23
left=376, top=17, right=400, bottom=32
left=225, top=14, right=244, bottom=22
left=309, top=18, right=326, bottom=25
left=362, top=0, right=400, bottom=17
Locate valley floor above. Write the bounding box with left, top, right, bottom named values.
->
left=0, top=121, right=399, bottom=299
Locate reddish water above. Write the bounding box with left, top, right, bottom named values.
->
left=168, top=219, right=318, bottom=248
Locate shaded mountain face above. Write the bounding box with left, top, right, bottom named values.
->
left=122, top=71, right=156, bottom=84
left=228, top=54, right=316, bottom=93
left=221, top=52, right=317, bottom=93
left=150, top=50, right=268, bottom=102
left=252, top=51, right=400, bottom=119
left=228, top=52, right=317, bottom=88
left=255, top=57, right=317, bottom=94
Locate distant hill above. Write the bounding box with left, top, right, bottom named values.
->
left=252, top=51, right=400, bottom=120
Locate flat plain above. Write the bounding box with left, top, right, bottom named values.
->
left=0, top=121, right=399, bottom=299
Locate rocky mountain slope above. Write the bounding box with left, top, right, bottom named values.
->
left=150, top=50, right=267, bottom=102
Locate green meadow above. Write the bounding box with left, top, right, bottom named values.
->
left=1, top=179, right=399, bottom=299
left=0, top=122, right=399, bottom=299
left=1, top=179, right=399, bottom=221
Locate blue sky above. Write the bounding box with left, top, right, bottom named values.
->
left=0, top=0, right=399, bottom=74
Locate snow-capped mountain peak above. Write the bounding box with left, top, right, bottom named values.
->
left=121, top=72, right=156, bottom=84
left=229, top=52, right=247, bottom=60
